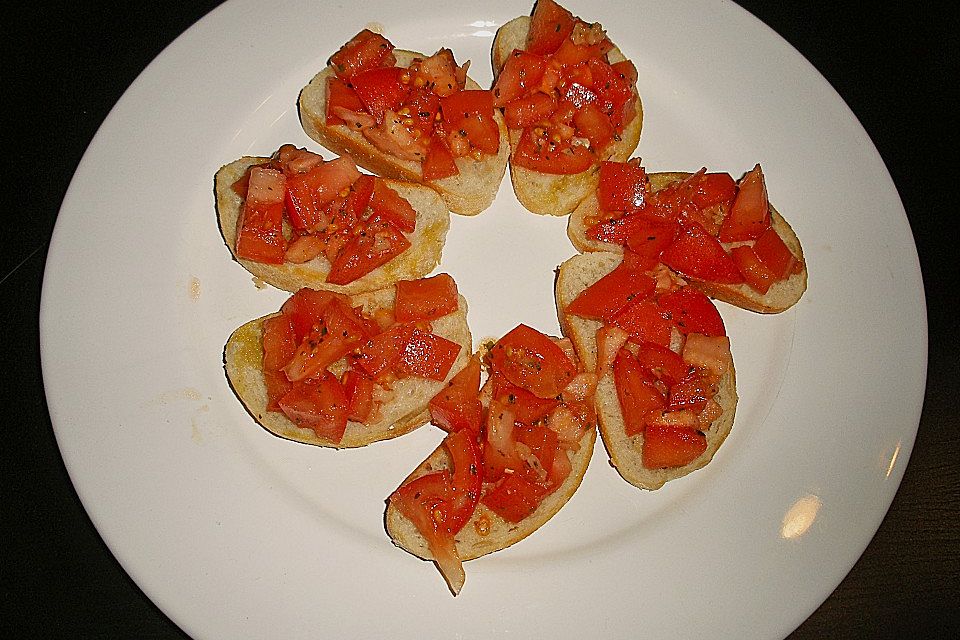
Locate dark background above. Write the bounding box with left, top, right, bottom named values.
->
left=2, top=1, right=957, bottom=637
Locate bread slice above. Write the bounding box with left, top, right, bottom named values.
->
left=299, top=50, right=510, bottom=216
left=223, top=289, right=472, bottom=449
left=567, top=172, right=808, bottom=313
left=491, top=16, right=643, bottom=216
left=556, top=251, right=737, bottom=490
left=215, top=156, right=450, bottom=294
left=386, top=427, right=595, bottom=560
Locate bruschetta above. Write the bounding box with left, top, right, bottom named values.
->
left=556, top=251, right=737, bottom=491
left=385, top=324, right=598, bottom=594
left=299, top=30, right=510, bottom=216
left=491, top=0, right=643, bottom=216
left=215, top=145, right=450, bottom=294
left=224, top=274, right=472, bottom=448
left=567, top=160, right=807, bottom=313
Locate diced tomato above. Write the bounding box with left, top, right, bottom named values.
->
left=613, top=349, right=666, bottom=437
left=389, top=472, right=465, bottom=593
left=441, top=90, right=500, bottom=154
left=329, top=29, right=396, bottom=79
left=564, top=264, right=655, bottom=321
left=444, top=429, right=483, bottom=531
left=515, top=424, right=560, bottom=481
left=611, top=298, right=675, bottom=348
left=282, top=298, right=367, bottom=382
left=624, top=218, right=678, bottom=268
left=488, top=324, right=576, bottom=399
left=412, top=48, right=461, bottom=98
left=325, top=76, right=366, bottom=126
left=719, top=164, right=770, bottom=242
left=261, top=314, right=296, bottom=410
left=278, top=373, right=350, bottom=442
left=642, top=422, right=707, bottom=468
left=397, top=328, right=462, bottom=381
left=326, top=215, right=411, bottom=285
left=731, top=244, right=777, bottom=294
left=284, top=235, right=326, bottom=264
left=369, top=179, right=417, bottom=233
left=429, top=355, right=483, bottom=433
left=635, top=342, right=688, bottom=387
left=512, top=127, right=594, bottom=174
left=344, top=174, right=375, bottom=220
left=422, top=136, right=459, bottom=181
left=483, top=398, right=521, bottom=483
left=657, top=286, right=726, bottom=337
left=692, top=172, right=736, bottom=210
left=660, top=220, right=745, bottom=284
left=284, top=157, right=362, bottom=232
left=481, top=473, right=545, bottom=523
left=352, top=322, right=415, bottom=378
left=236, top=166, right=287, bottom=264
left=526, top=0, right=577, bottom=56
left=342, top=369, right=375, bottom=423
left=350, top=66, right=411, bottom=123
left=394, top=273, right=459, bottom=322
left=586, top=58, right=633, bottom=128
left=667, top=370, right=716, bottom=413
left=596, top=325, right=630, bottom=376
left=598, top=160, right=647, bottom=212
left=573, top=102, right=614, bottom=151
left=492, top=49, right=547, bottom=108
left=610, top=59, right=638, bottom=88
left=493, top=375, right=559, bottom=426
left=752, top=227, right=798, bottom=280
left=551, top=37, right=605, bottom=68
left=280, top=288, right=343, bottom=341
left=561, top=81, right=598, bottom=110
left=504, top=92, right=557, bottom=129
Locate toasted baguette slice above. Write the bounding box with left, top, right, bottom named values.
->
left=215, top=156, right=450, bottom=294
left=556, top=251, right=737, bottom=490
left=299, top=50, right=510, bottom=216
left=386, top=402, right=596, bottom=571
left=224, top=288, right=472, bottom=449
left=491, top=16, right=643, bottom=216
left=568, top=172, right=808, bottom=313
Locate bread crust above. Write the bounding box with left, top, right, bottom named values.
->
left=491, top=16, right=643, bottom=216
left=298, top=50, right=510, bottom=216
left=567, top=172, right=808, bottom=313
left=556, top=251, right=738, bottom=490
left=215, top=155, right=450, bottom=294
left=223, top=290, right=472, bottom=449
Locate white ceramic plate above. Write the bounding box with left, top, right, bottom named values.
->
left=40, top=1, right=926, bottom=638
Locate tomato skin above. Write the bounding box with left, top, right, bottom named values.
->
left=492, top=49, right=547, bottom=107
left=731, top=244, right=776, bottom=294
left=352, top=322, right=416, bottom=379
left=525, top=0, right=576, bottom=56
left=326, top=215, right=411, bottom=286
left=492, top=374, right=559, bottom=426
left=610, top=298, right=674, bottom=349
left=325, top=76, right=366, bottom=126
left=329, top=29, right=395, bottom=79
left=613, top=349, right=666, bottom=437
left=261, top=315, right=296, bottom=410
left=422, top=136, right=459, bottom=181
left=752, top=227, right=798, bottom=280
left=719, top=164, right=770, bottom=242
left=481, top=473, right=545, bottom=523
left=660, top=220, right=745, bottom=284
left=394, top=273, right=460, bottom=322
left=280, top=288, right=344, bottom=341
left=598, top=160, right=647, bottom=212
left=692, top=172, right=736, bottom=210
left=504, top=92, right=557, bottom=129
left=444, top=429, right=483, bottom=530
left=564, top=264, right=655, bottom=322
left=488, top=324, right=577, bottom=399
left=350, top=66, right=411, bottom=123
left=236, top=167, right=287, bottom=264
left=634, top=342, right=688, bottom=387
left=657, top=286, right=726, bottom=337
left=429, top=356, right=483, bottom=433
left=342, top=369, right=375, bottom=423
left=369, top=179, right=417, bottom=233
left=623, top=219, right=679, bottom=268
left=642, top=422, right=707, bottom=468
left=282, top=298, right=367, bottom=382
left=284, top=157, right=362, bottom=232
left=278, top=373, right=350, bottom=442
left=397, top=328, right=462, bottom=381
left=513, top=127, right=594, bottom=174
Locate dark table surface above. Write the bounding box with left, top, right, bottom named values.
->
left=4, top=1, right=957, bottom=638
